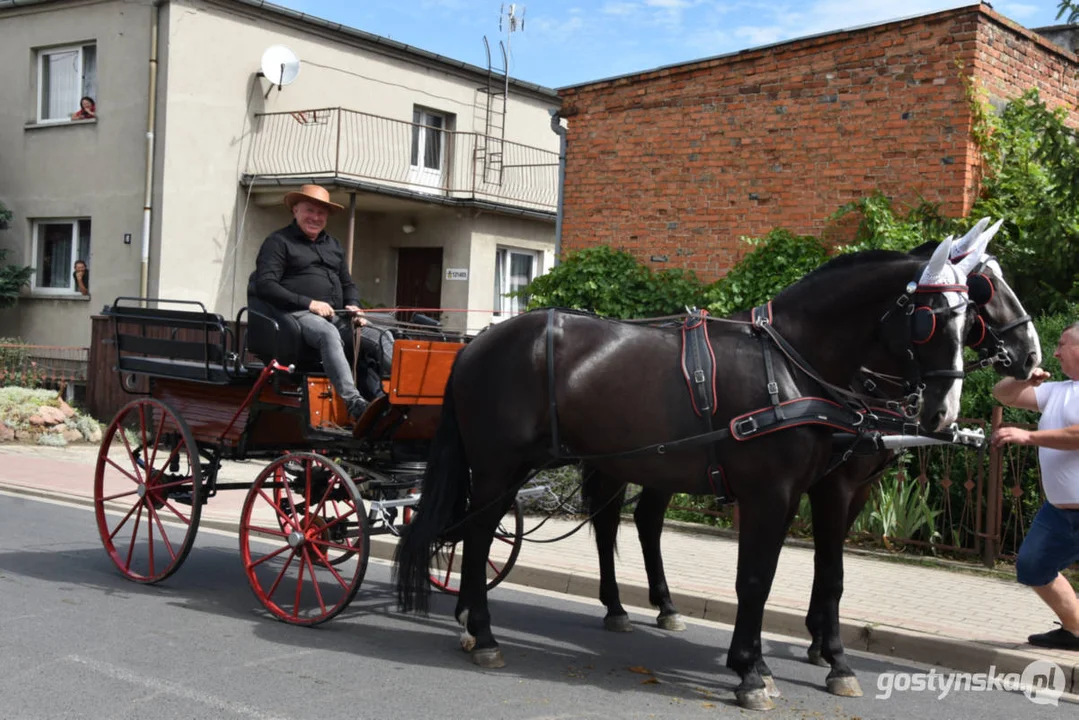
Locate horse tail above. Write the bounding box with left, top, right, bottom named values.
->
left=395, top=359, right=470, bottom=615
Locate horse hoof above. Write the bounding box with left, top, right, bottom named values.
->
left=807, top=649, right=828, bottom=667
left=826, top=675, right=863, bottom=697
left=735, top=688, right=775, bottom=711
left=763, top=675, right=781, bottom=698
left=472, top=647, right=506, bottom=669
left=604, top=614, right=633, bottom=632
left=459, top=631, right=476, bottom=653
left=657, top=613, right=686, bottom=632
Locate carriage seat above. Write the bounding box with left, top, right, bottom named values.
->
left=245, top=271, right=354, bottom=374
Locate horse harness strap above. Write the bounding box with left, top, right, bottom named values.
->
left=546, top=309, right=562, bottom=458
left=679, top=309, right=730, bottom=503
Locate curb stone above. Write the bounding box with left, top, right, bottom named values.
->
left=3, top=480, right=1077, bottom=700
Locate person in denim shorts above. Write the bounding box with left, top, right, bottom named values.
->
left=992, top=323, right=1079, bottom=651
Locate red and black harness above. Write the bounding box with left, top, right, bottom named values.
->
left=542, top=274, right=970, bottom=505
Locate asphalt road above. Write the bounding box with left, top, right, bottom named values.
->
left=0, top=490, right=1069, bottom=720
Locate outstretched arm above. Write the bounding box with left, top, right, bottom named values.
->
left=992, top=368, right=1050, bottom=411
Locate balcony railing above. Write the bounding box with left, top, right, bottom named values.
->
left=245, top=107, right=558, bottom=215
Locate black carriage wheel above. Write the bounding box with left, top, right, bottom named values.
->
left=240, top=452, right=370, bottom=626
left=428, top=499, right=524, bottom=595
left=94, top=397, right=204, bottom=584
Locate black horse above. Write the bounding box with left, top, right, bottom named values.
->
left=579, top=218, right=1041, bottom=701
left=395, top=241, right=975, bottom=710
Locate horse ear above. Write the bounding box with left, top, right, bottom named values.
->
left=920, top=236, right=955, bottom=284
left=954, top=218, right=1003, bottom=276
left=950, top=217, right=992, bottom=258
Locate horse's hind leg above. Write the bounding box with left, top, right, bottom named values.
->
left=457, top=468, right=526, bottom=669
left=634, top=486, right=684, bottom=631
left=804, top=476, right=872, bottom=698
left=586, top=468, right=633, bottom=632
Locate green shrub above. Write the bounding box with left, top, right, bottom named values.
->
left=704, top=229, right=829, bottom=316
left=519, top=245, right=707, bottom=319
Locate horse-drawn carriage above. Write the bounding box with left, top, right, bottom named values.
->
left=92, top=296, right=531, bottom=625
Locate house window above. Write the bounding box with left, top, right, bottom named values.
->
left=494, top=248, right=538, bottom=316
left=410, top=108, right=445, bottom=171
left=31, top=219, right=91, bottom=294
left=37, top=43, right=97, bottom=123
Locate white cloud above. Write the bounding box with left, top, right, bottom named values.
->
left=603, top=1, right=639, bottom=15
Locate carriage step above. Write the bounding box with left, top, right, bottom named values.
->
left=172, top=491, right=207, bottom=506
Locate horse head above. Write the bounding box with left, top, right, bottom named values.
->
left=895, top=237, right=972, bottom=431
left=914, top=218, right=1041, bottom=379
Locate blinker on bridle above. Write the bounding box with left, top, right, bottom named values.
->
left=962, top=256, right=1032, bottom=369
left=879, top=276, right=969, bottom=419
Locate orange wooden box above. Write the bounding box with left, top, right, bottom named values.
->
left=387, top=340, right=465, bottom=405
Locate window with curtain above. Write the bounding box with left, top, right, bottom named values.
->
left=38, top=43, right=97, bottom=123
left=410, top=108, right=445, bottom=170
left=494, top=248, right=538, bottom=316
left=33, top=219, right=91, bottom=293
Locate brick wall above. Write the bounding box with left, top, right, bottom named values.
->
left=557, top=6, right=1077, bottom=282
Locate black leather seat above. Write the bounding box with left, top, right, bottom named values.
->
left=245, top=271, right=353, bottom=373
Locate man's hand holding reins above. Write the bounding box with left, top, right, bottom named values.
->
left=345, top=305, right=368, bottom=327
left=308, top=299, right=335, bottom=318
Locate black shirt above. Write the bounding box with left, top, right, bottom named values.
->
left=253, top=221, right=360, bottom=312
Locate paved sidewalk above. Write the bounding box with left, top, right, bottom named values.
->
left=2, top=444, right=1078, bottom=696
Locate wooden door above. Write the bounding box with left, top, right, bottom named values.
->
left=395, top=247, right=443, bottom=322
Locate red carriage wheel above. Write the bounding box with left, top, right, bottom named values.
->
left=427, top=500, right=524, bottom=594
left=240, top=452, right=370, bottom=626
left=94, top=397, right=203, bottom=583
left=271, top=460, right=362, bottom=567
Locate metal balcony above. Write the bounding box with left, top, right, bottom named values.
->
left=243, top=107, right=558, bottom=215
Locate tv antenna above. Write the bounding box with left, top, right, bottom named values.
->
left=259, top=45, right=301, bottom=98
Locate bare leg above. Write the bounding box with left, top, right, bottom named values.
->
left=1032, top=575, right=1079, bottom=633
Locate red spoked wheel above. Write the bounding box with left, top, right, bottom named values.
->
left=240, top=452, right=370, bottom=626
left=427, top=500, right=523, bottom=595
left=272, top=464, right=363, bottom=567
left=94, top=397, right=203, bottom=583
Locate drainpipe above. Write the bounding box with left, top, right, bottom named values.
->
left=140, top=0, right=163, bottom=300
left=548, top=108, right=566, bottom=267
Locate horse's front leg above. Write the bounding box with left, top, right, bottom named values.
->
left=804, top=467, right=881, bottom=698
left=726, top=490, right=798, bottom=711
left=634, top=486, right=684, bottom=630
left=586, top=469, right=634, bottom=632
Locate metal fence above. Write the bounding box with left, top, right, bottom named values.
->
left=246, top=108, right=558, bottom=214
left=0, top=343, right=88, bottom=390
left=666, top=411, right=1061, bottom=568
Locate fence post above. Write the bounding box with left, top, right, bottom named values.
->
left=335, top=108, right=341, bottom=175
left=982, top=404, right=1003, bottom=567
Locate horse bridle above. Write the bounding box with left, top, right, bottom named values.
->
left=963, top=254, right=1033, bottom=370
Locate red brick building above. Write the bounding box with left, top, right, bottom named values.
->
left=556, top=3, right=1078, bottom=281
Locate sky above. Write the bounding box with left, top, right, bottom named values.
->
left=271, top=0, right=1068, bottom=88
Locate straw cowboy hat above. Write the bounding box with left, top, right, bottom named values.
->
left=283, top=184, right=344, bottom=212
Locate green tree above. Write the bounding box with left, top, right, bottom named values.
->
left=1058, top=0, right=1078, bottom=24
left=0, top=202, right=35, bottom=309
left=968, top=89, right=1079, bottom=316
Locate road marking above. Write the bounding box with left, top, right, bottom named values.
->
left=64, top=655, right=293, bottom=720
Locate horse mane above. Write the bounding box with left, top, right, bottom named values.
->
left=774, top=249, right=913, bottom=301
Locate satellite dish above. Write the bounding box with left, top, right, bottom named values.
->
left=260, top=45, right=300, bottom=91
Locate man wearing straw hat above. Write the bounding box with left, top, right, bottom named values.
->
left=253, top=184, right=392, bottom=421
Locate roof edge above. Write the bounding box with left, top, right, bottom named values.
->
left=0, top=0, right=561, bottom=102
